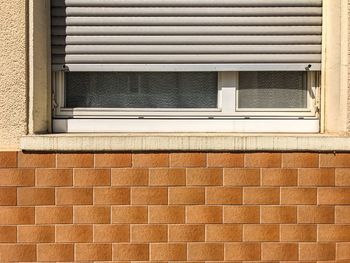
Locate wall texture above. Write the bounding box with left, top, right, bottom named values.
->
left=0, top=152, right=349, bottom=262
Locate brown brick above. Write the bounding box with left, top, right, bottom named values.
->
left=281, top=187, right=317, bottom=205
left=0, top=187, right=16, bottom=205
left=36, top=168, right=73, bottom=186
left=17, top=226, right=54, bottom=243
left=261, top=206, right=297, bottom=223
left=56, top=225, right=93, bottom=242
left=299, top=243, right=336, bottom=261
left=17, top=187, right=55, bottom=206
left=113, top=244, right=149, bottom=261
left=37, top=244, right=74, bottom=262
left=149, top=168, right=186, bottom=186
left=149, top=206, right=185, bottom=224
left=168, top=224, right=205, bottom=242
left=208, top=153, right=244, bottom=167
left=0, top=152, right=17, bottom=168
left=282, top=153, right=319, bottom=168
left=131, top=225, right=167, bottom=242
left=74, top=206, right=110, bottom=224
left=150, top=243, right=187, bottom=261
left=57, top=153, right=94, bottom=168
left=36, top=206, right=73, bottom=224
left=299, top=168, right=335, bottom=186
left=298, top=206, right=335, bottom=223
left=95, top=153, right=132, bottom=168
left=0, top=168, right=34, bottom=186
left=0, top=244, right=36, bottom=262
left=261, top=243, right=298, bottom=261
left=0, top=207, right=34, bottom=225
left=0, top=226, right=16, bottom=243
left=320, top=153, right=350, bottom=167
left=188, top=243, right=224, bottom=261
left=18, top=152, right=56, bottom=168
left=112, top=168, right=149, bottom=186
left=206, top=224, right=242, bottom=242
left=336, top=206, right=350, bottom=223
left=245, top=153, right=281, bottom=168
left=318, top=225, right=350, bottom=241
left=243, top=225, right=279, bottom=242
left=243, top=188, right=280, bottom=205
left=133, top=153, right=169, bottom=167
left=131, top=187, right=167, bottom=205
left=337, top=243, right=350, bottom=260
left=76, top=244, right=112, bottom=261
left=225, top=243, right=261, bottom=261
left=318, top=188, right=350, bottom=204
left=224, top=206, right=260, bottom=223
left=169, top=187, right=205, bottom=205
left=281, top=224, right=317, bottom=242
left=94, top=187, right=130, bottom=205
left=187, top=168, right=223, bottom=186
left=224, top=168, right=260, bottom=186
left=112, top=206, right=148, bottom=224
left=206, top=187, right=242, bottom=205
left=74, top=168, right=110, bottom=186
left=170, top=153, right=206, bottom=167
left=335, top=168, right=350, bottom=186
left=56, top=188, right=93, bottom=205
left=261, top=168, right=298, bottom=186
left=186, top=206, right=222, bottom=223
left=94, top=225, right=129, bottom=243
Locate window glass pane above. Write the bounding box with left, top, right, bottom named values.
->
left=65, top=72, right=218, bottom=108
left=238, top=72, right=308, bottom=109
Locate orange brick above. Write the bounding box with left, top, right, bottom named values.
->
left=282, top=153, right=319, bottom=168
left=17, top=225, right=55, bottom=243
left=170, top=153, right=206, bottom=167
left=298, top=206, right=335, bottom=223
left=224, top=206, right=260, bottom=223
left=225, top=243, right=261, bottom=261
left=206, top=187, right=242, bottom=205
left=112, top=168, right=149, bottom=186
left=261, top=243, right=298, bottom=261
left=168, top=224, right=205, bottom=242
left=281, top=187, right=317, bottom=205
left=169, top=187, right=205, bottom=205
left=56, top=188, right=93, bottom=205
left=94, top=187, right=130, bottom=205
left=36, top=168, right=73, bottom=186
left=131, top=225, right=167, bottom=242
left=150, top=243, right=187, bottom=261
left=318, top=225, right=350, bottom=241
left=74, top=206, right=110, bottom=224
left=245, top=153, right=281, bottom=168
left=95, top=153, right=132, bottom=168
left=281, top=224, right=317, bottom=242
left=320, top=153, right=350, bottom=167
left=243, top=188, right=280, bottom=205
left=112, top=206, right=148, bottom=224
left=94, top=225, right=129, bottom=243
left=0, top=168, right=34, bottom=186
left=0, top=226, right=16, bottom=243
left=206, top=224, right=242, bottom=242
left=207, top=153, right=244, bottom=167
left=224, top=168, right=260, bottom=186
left=57, top=153, right=94, bottom=168
left=337, top=243, right=350, bottom=260
left=188, top=243, right=224, bottom=261
left=36, top=206, right=73, bottom=224
left=335, top=168, right=350, bottom=186
left=0, top=244, right=36, bottom=262
left=18, top=152, right=55, bottom=168
left=299, top=243, right=336, bottom=261
left=0, top=207, right=34, bottom=225
left=0, top=152, right=17, bottom=168
left=186, top=206, right=222, bottom=224
left=76, top=244, right=112, bottom=261
left=133, top=153, right=169, bottom=167
left=187, top=168, right=223, bottom=186
left=37, top=244, right=74, bottom=262
left=243, top=225, right=279, bottom=241
left=261, top=168, right=297, bottom=186
left=0, top=187, right=16, bottom=205
left=149, top=206, right=185, bottom=224
left=336, top=206, right=350, bottom=223
left=149, top=168, right=186, bottom=186
left=56, top=225, right=93, bottom=242
left=113, top=244, right=149, bottom=261
left=261, top=206, right=297, bottom=223
left=74, top=168, right=110, bottom=186
left=17, top=187, right=55, bottom=206
left=318, top=188, right=350, bottom=204
left=131, top=187, right=167, bottom=205
left=299, top=168, right=335, bottom=186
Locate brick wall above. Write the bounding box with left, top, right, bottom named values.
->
left=0, top=152, right=349, bottom=262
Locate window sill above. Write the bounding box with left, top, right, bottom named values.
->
left=21, top=133, right=350, bottom=152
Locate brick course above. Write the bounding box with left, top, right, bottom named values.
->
left=0, top=152, right=349, bottom=262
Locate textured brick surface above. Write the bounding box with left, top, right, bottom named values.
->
left=0, top=151, right=348, bottom=262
